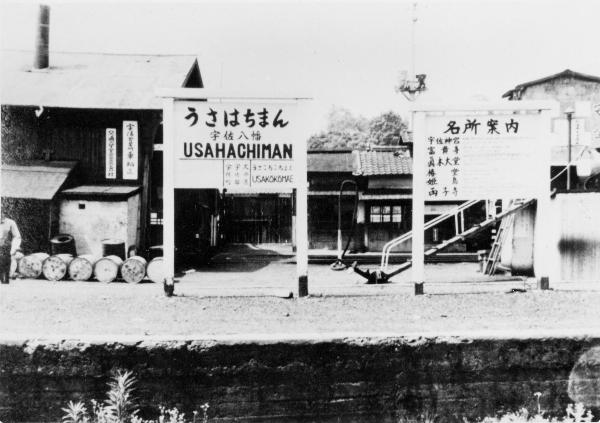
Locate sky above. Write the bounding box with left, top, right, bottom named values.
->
left=1, top=0, right=600, bottom=132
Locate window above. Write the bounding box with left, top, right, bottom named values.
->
left=370, top=205, right=402, bottom=223
left=150, top=212, right=163, bottom=225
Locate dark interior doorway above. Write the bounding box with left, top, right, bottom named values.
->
left=174, top=189, right=217, bottom=267
left=222, top=194, right=292, bottom=244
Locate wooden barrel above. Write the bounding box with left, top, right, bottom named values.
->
left=121, top=255, right=147, bottom=284
left=42, top=254, right=73, bottom=281
left=101, top=239, right=126, bottom=261
left=50, top=234, right=77, bottom=256
left=94, top=255, right=123, bottom=283
left=146, top=257, right=165, bottom=284
left=68, top=254, right=98, bottom=281
left=18, top=252, right=49, bottom=278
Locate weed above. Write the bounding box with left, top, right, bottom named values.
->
left=62, top=370, right=207, bottom=423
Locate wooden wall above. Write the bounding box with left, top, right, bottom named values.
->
left=1, top=106, right=161, bottom=185
left=1, top=105, right=162, bottom=252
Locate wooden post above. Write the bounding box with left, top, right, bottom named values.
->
left=162, top=98, right=176, bottom=291
left=534, top=108, right=555, bottom=290
left=356, top=201, right=366, bottom=252
left=296, top=118, right=309, bottom=297
left=411, top=111, right=426, bottom=295
left=291, top=189, right=297, bottom=250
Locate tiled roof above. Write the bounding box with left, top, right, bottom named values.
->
left=0, top=50, right=200, bottom=109
left=353, top=148, right=412, bottom=176
left=307, top=150, right=354, bottom=172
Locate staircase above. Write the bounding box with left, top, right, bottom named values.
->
left=380, top=199, right=481, bottom=270
left=483, top=199, right=525, bottom=275
left=379, top=199, right=535, bottom=280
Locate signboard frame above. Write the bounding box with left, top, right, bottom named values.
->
left=410, top=101, right=558, bottom=293
left=159, top=88, right=312, bottom=297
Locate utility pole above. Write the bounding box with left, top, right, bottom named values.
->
left=396, top=2, right=427, bottom=295
left=396, top=2, right=427, bottom=103
left=565, top=107, right=574, bottom=191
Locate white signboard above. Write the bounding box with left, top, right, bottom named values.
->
left=122, top=121, right=138, bottom=180
left=173, top=101, right=297, bottom=192
left=105, top=128, right=117, bottom=179
left=420, top=112, right=547, bottom=200
left=554, top=118, right=590, bottom=146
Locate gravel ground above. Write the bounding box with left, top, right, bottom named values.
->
left=1, top=262, right=599, bottom=338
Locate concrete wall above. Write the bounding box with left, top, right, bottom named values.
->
left=550, top=193, right=600, bottom=283
left=1, top=334, right=599, bottom=423
left=505, top=193, right=600, bottom=283
left=59, top=194, right=140, bottom=256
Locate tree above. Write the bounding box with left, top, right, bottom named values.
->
left=308, top=106, right=408, bottom=150
left=368, top=111, right=408, bottom=146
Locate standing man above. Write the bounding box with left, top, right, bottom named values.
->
left=0, top=210, right=21, bottom=284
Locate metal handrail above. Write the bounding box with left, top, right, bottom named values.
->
left=380, top=199, right=483, bottom=270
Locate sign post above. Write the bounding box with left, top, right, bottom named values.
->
left=160, top=89, right=311, bottom=296
left=411, top=102, right=556, bottom=294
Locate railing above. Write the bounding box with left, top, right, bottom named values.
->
left=380, top=199, right=484, bottom=270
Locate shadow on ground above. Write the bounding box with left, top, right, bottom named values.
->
left=195, top=243, right=290, bottom=273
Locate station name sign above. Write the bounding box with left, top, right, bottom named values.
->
left=173, top=100, right=298, bottom=191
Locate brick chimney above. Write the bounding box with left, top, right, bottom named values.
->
left=34, top=5, right=50, bottom=69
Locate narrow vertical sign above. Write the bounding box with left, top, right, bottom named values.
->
left=123, top=121, right=138, bottom=180
left=105, top=128, right=117, bottom=179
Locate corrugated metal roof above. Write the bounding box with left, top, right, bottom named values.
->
left=0, top=161, right=77, bottom=200
left=353, top=149, right=413, bottom=176
left=0, top=50, right=199, bottom=109
left=61, top=185, right=141, bottom=198
left=307, top=151, right=354, bottom=172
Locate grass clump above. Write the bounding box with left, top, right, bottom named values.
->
left=62, top=370, right=209, bottom=423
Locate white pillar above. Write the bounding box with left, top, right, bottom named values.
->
left=533, top=109, right=554, bottom=289
left=296, top=159, right=309, bottom=297
left=411, top=111, right=426, bottom=294
left=162, top=98, right=176, bottom=284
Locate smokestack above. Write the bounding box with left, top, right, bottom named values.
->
left=34, top=5, right=50, bottom=69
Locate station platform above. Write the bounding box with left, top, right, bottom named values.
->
left=208, top=243, right=478, bottom=265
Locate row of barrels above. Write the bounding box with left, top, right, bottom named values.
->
left=17, top=253, right=165, bottom=284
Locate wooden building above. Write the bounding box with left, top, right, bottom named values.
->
left=1, top=49, right=203, bottom=257
left=306, top=147, right=478, bottom=252
left=352, top=147, right=413, bottom=251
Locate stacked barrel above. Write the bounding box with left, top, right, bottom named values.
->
left=15, top=236, right=164, bottom=284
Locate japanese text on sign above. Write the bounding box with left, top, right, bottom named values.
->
left=105, top=128, right=117, bottom=179
left=174, top=102, right=298, bottom=191
left=122, top=121, right=138, bottom=180
left=422, top=114, right=546, bottom=200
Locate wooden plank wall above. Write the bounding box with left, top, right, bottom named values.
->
left=1, top=106, right=160, bottom=186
